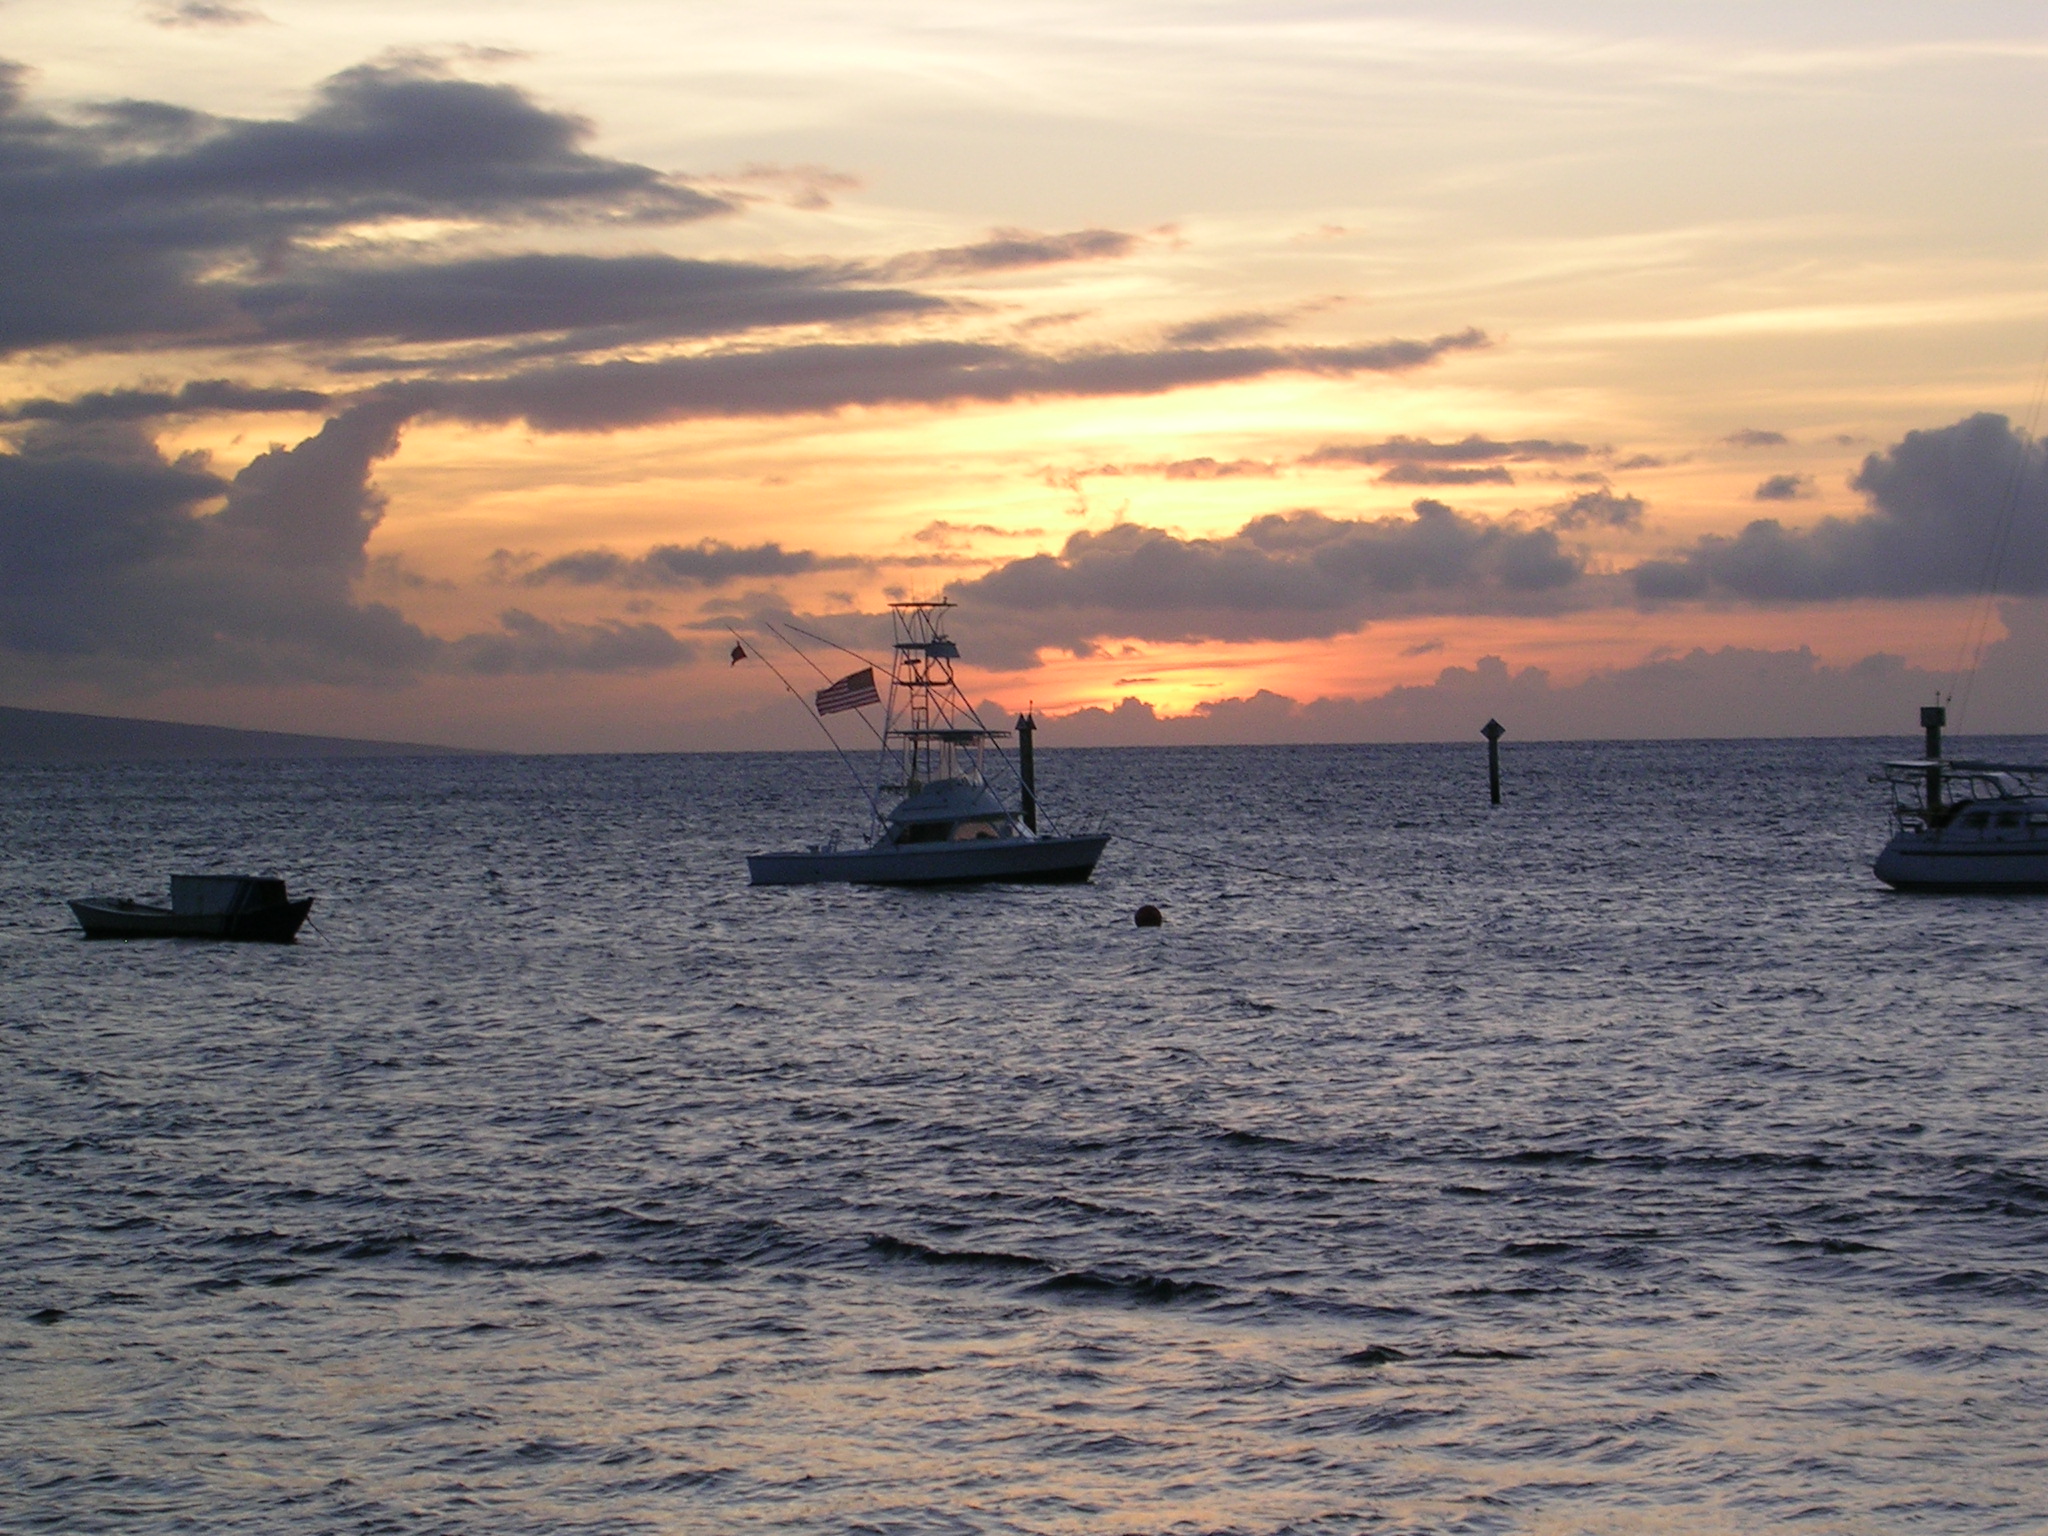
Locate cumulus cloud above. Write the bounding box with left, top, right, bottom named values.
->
left=0, top=57, right=733, bottom=355
left=1037, top=615, right=2048, bottom=746
left=517, top=539, right=863, bottom=588
left=1725, top=428, right=1789, bottom=447
left=0, top=406, right=693, bottom=684
left=1633, top=414, right=2048, bottom=602
left=0, top=402, right=434, bottom=681
left=951, top=499, right=1594, bottom=662
left=1548, top=488, right=1644, bottom=530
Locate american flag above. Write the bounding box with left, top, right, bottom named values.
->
left=815, top=667, right=880, bottom=716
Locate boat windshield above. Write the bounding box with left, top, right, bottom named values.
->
left=891, top=815, right=1017, bottom=845
left=950, top=818, right=1012, bottom=840
left=1879, top=758, right=2048, bottom=826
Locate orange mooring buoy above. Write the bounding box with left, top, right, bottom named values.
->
left=1134, top=904, right=1163, bottom=927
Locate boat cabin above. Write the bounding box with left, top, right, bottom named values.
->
left=1878, top=759, right=2048, bottom=833
left=881, top=778, right=1026, bottom=846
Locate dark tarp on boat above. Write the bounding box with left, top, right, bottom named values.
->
left=70, top=874, right=313, bottom=942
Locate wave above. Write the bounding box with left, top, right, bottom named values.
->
left=866, top=1233, right=1048, bottom=1273
left=1022, top=1269, right=1222, bottom=1306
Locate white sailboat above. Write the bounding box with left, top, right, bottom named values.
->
left=1873, top=705, right=2048, bottom=892
left=747, top=600, right=1110, bottom=886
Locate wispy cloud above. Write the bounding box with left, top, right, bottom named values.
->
left=869, top=227, right=1140, bottom=280
left=147, top=1, right=267, bottom=28
left=515, top=540, right=864, bottom=589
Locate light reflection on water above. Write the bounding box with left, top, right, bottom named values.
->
left=3, top=739, right=2046, bottom=1534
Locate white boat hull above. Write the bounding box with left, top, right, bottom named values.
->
left=749, top=834, right=1109, bottom=886
left=1874, top=837, right=2048, bottom=893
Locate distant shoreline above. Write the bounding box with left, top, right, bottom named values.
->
left=0, top=705, right=488, bottom=762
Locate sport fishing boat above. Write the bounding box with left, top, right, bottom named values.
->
left=747, top=600, right=1109, bottom=886
left=1873, top=706, right=2048, bottom=893
left=69, top=874, right=315, bottom=941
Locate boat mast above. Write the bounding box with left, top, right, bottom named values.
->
left=1922, top=703, right=1945, bottom=818
left=888, top=599, right=963, bottom=790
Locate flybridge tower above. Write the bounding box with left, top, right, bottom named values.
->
left=880, top=599, right=1008, bottom=794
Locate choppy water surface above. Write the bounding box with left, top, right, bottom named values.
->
left=4, top=739, right=2047, bottom=1535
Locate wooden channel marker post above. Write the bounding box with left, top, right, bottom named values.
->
left=1015, top=710, right=1038, bottom=832
left=1481, top=718, right=1505, bottom=805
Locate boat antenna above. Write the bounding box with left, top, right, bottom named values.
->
left=761, top=622, right=884, bottom=746
left=725, top=624, right=883, bottom=824
left=781, top=621, right=887, bottom=675
left=1948, top=341, right=2048, bottom=729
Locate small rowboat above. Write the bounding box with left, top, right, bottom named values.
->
left=69, top=874, right=314, bottom=942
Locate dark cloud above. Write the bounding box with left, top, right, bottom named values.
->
left=0, top=406, right=693, bottom=683
left=519, top=539, right=863, bottom=588
left=0, top=402, right=434, bottom=680
left=399, top=330, right=1491, bottom=433
left=1305, top=434, right=1591, bottom=467
left=871, top=228, right=1137, bottom=280
left=952, top=498, right=1590, bottom=661
left=1725, top=428, right=1789, bottom=447
left=149, top=1, right=266, bottom=25
left=446, top=609, right=693, bottom=674
left=1632, top=413, right=2048, bottom=603
left=1378, top=464, right=1514, bottom=486
left=2, top=379, right=330, bottom=423
left=0, top=58, right=732, bottom=354
left=1753, top=473, right=1811, bottom=501
left=231, top=253, right=941, bottom=352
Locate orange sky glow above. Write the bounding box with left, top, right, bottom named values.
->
left=4, top=2, right=2046, bottom=749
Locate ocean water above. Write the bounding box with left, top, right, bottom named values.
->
left=3, top=738, right=2046, bottom=1536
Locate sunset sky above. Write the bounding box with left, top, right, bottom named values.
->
left=5, top=0, right=2047, bottom=750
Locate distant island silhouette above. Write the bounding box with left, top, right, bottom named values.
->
left=0, top=706, right=485, bottom=762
